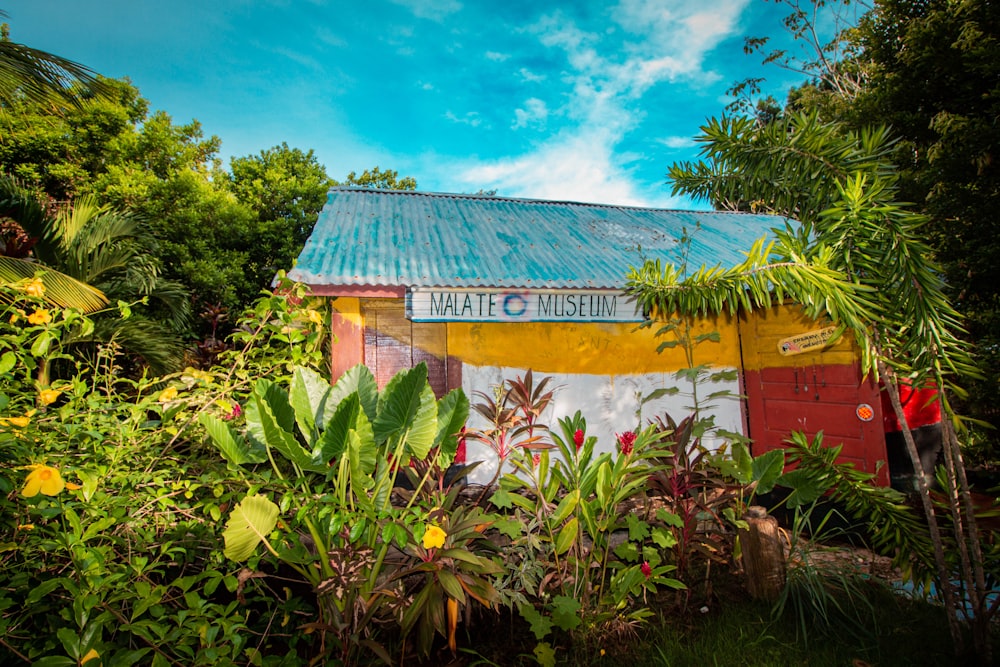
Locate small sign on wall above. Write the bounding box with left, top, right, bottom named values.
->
left=406, top=287, right=643, bottom=323
left=777, top=326, right=838, bottom=356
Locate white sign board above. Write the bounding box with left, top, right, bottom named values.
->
left=406, top=288, right=643, bottom=323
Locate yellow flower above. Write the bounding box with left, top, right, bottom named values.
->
left=24, top=278, right=45, bottom=298
left=27, top=309, right=51, bottom=325
left=0, top=413, right=32, bottom=428
left=158, top=386, right=178, bottom=403
left=17, top=524, right=34, bottom=531
left=38, top=388, right=62, bottom=405
left=182, top=367, right=213, bottom=384
left=22, top=464, right=65, bottom=497
left=305, top=309, right=324, bottom=325
left=422, top=524, right=447, bottom=550
left=24, top=278, right=46, bottom=298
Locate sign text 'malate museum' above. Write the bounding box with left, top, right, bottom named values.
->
left=406, top=288, right=643, bottom=323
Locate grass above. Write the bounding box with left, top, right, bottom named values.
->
left=454, top=567, right=970, bottom=667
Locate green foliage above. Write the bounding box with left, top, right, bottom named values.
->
left=496, top=408, right=685, bottom=654
left=0, top=14, right=116, bottom=109
left=778, top=431, right=936, bottom=584
left=337, top=166, right=417, bottom=191
left=772, top=501, right=883, bottom=650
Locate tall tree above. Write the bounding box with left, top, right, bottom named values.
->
left=742, top=0, right=1000, bottom=440
left=339, top=166, right=416, bottom=191
left=227, top=143, right=333, bottom=283
left=664, top=110, right=989, bottom=662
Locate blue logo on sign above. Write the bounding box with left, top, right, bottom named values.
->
left=502, top=293, right=528, bottom=318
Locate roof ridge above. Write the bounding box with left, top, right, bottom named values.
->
left=326, top=186, right=774, bottom=216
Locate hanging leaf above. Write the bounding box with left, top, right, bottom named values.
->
left=374, top=363, right=438, bottom=460
left=223, top=495, right=279, bottom=561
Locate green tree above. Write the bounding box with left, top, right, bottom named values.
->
left=741, top=0, right=1000, bottom=446
left=338, top=166, right=417, bottom=191
left=227, top=143, right=333, bottom=282
left=662, top=109, right=990, bottom=663
left=0, top=175, right=189, bottom=373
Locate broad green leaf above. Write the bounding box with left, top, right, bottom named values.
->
left=223, top=495, right=279, bottom=561
left=347, top=428, right=375, bottom=493
left=550, top=595, right=582, bottom=631
left=595, top=461, right=612, bottom=508
left=534, top=642, right=557, bottom=667
left=437, top=570, right=466, bottom=604
left=554, top=516, right=578, bottom=555
left=31, top=331, right=55, bottom=356
left=198, top=412, right=266, bottom=465
left=254, top=379, right=296, bottom=433
left=434, top=388, right=469, bottom=465
left=318, top=393, right=374, bottom=467
left=550, top=488, right=579, bottom=526
left=651, top=525, right=678, bottom=549
left=289, top=366, right=331, bottom=441
left=777, top=469, right=826, bottom=507
left=253, top=385, right=323, bottom=472
left=751, top=448, right=786, bottom=494
left=0, top=351, right=15, bottom=375
left=329, top=364, right=378, bottom=424
left=724, top=441, right=753, bottom=484
left=518, top=603, right=553, bottom=641
left=375, top=364, right=438, bottom=460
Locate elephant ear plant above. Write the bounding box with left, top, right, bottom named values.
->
left=199, top=362, right=472, bottom=664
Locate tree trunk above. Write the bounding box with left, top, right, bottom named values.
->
left=739, top=505, right=786, bottom=601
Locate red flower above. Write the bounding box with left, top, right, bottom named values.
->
left=455, top=426, right=467, bottom=463
left=616, top=431, right=636, bottom=456
left=532, top=453, right=541, bottom=466
left=641, top=561, right=652, bottom=578
left=222, top=403, right=242, bottom=421
left=573, top=429, right=584, bottom=450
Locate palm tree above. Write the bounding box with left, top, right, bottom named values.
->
left=0, top=9, right=113, bottom=108
left=1, top=175, right=191, bottom=373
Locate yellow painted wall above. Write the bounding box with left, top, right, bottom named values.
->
left=332, top=297, right=363, bottom=325
left=334, top=298, right=859, bottom=375
left=740, top=304, right=860, bottom=370
left=447, top=314, right=740, bottom=375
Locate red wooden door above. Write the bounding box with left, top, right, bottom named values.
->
left=739, top=306, right=889, bottom=485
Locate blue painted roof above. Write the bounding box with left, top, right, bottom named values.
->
left=289, top=188, right=790, bottom=290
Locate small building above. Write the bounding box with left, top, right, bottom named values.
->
left=289, top=188, right=891, bottom=484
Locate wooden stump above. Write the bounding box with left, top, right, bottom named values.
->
left=738, top=505, right=786, bottom=601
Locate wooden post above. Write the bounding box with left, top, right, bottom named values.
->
left=738, top=505, right=786, bottom=600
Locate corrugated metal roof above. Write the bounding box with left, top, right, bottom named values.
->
left=288, top=188, right=791, bottom=290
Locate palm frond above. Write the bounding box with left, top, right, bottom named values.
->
left=0, top=257, right=107, bottom=312
left=0, top=27, right=114, bottom=108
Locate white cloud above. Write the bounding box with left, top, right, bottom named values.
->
left=485, top=51, right=509, bottom=62
left=449, top=0, right=750, bottom=206
left=518, top=68, right=546, bottom=83
left=457, top=128, right=680, bottom=207
left=512, top=98, right=548, bottom=129
left=390, top=0, right=462, bottom=22
left=314, top=27, right=346, bottom=48
left=445, top=110, right=484, bottom=127
left=657, top=135, right=695, bottom=149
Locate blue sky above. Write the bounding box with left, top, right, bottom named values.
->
left=7, top=1, right=825, bottom=208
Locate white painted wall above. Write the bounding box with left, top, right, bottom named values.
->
left=460, top=365, right=744, bottom=485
